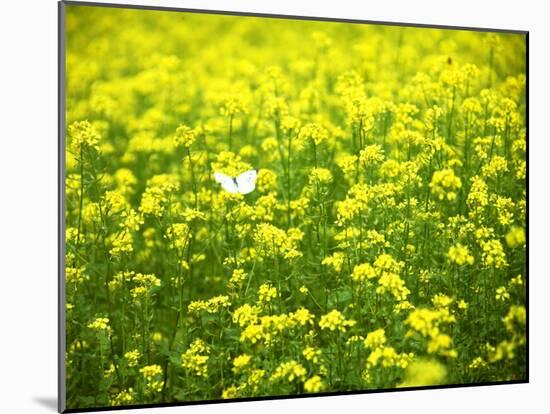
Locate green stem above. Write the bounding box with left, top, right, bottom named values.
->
left=287, top=130, right=292, bottom=228
left=228, top=114, right=234, bottom=151
left=76, top=146, right=85, bottom=248
left=187, top=148, right=198, bottom=210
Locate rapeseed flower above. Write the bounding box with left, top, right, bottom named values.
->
left=319, top=310, right=356, bottom=332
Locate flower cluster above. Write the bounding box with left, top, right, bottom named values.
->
left=182, top=339, right=210, bottom=378
left=319, top=310, right=356, bottom=332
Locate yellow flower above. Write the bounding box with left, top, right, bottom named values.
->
left=88, top=317, right=110, bottom=332
left=351, top=262, right=376, bottom=282
left=253, top=223, right=302, bottom=259
left=228, top=268, right=247, bottom=287
left=322, top=252, right=346, bottom=273
left=308, top=167, right=333, bottom=185
left=232, top=354, right=251, bottom=373
left=373, top=253, right=403, bottom=274
left=258, top=283, right=278, bottom=306
left=232, top=304, right=260, bottom=327
left=398, top=359, right=447, bottom=387
left=427, top=333, right=454, bottom=355
left=139, top=365, right=164, bottom=393
left=510, top=274, right=524, bottom=287
left=481, top=239, right=508, bottom=269
left=303, top=346, right=322, bottom=363
left=336, top=154, right=358, bottom=178
left=270, top=360, right=306, bottom=383
left=482, top=156, right=508, bottom=178
left=376, top=272, right=410, bottom=301
left=304, top=375, right=325, bottom=393
left=364, top=328, right=386, bottom=350
left=430, top=169, right=462, bottom=201
left=139, top=364, right=162, bottom=380
left=174, top=124, right=201, bottom=148
left=256, top=169, right=278, bottom=193
left=467, top=176, right=489, bottom=216
left=211, top=151, right=253, bottom=178
left=359, top=144, right=384, bottom=165
left=432, top=294, right=453, bottom=309
left=291, top=307, right=314, bottom=326
left=468, top=357, right=487, bottom=370
left=505, top=226, right=526, bottom=248
left=448, top=244, right=474, bottom=265
left=182, top=339, right=210, bottom=378
left=188, top=295, right=231, bottom=314
left=130, top=273, right=161, bottom=298
left=110, top=388, right=134, bottom=406
left=503, top=305, right=526, bottom=333
left=69, top=120, right=101, bottom=154
left=298, top=123, right=329, bottom=146
left=66, top=267, right=88, bottom=284
left=120, top=209, right=143, bottom=232
left=109, top=232, right=133, bottom=257
left=495, top=286, right=510, bottom=301
left=219, top=92, right=248, bottom=116
left=124, top=349, right=140, bottom=367
left=221, top=385, right=240, bottom=399
left=139, top=175, right=180, bottom=217
left=319, top=310, right=356, bottom=332
left=405, top=307, right=456, bottom=357
left=366, top=346, right=413, bottom=369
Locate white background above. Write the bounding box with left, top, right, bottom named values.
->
left=0, top=0, right=545, bottom=412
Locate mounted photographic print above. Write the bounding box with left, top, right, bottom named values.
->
left=59, top=1, right=528, bottom=412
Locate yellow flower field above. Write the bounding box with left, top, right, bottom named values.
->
left=63, top=4, right=527, bottom=410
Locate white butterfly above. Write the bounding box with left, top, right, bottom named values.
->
left=214, top=170, right=258, bottom=194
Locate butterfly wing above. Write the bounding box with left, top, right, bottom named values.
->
left=214, top=172, right=239, bottom=194
left=235, top=170, right=258, bottom=195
